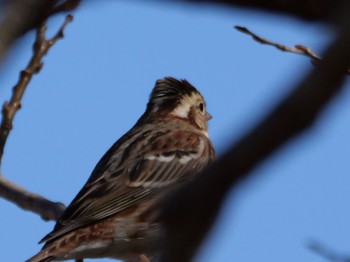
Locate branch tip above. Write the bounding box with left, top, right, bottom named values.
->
left=233, top=25, right=350, bottom=74
left=49, top=15, right=74, bottom=44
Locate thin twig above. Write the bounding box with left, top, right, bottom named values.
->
left=234, top=25, right=350, bottom=74
left=0, top=15, right=73, bottom=220
left=0, top=175, right=65, bottom=221
left=0, top=14, right=73, bottom=164
left=234, top=25, right=320, bottom=61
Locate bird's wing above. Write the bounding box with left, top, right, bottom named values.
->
left=41, top=127, right=214, bottom=244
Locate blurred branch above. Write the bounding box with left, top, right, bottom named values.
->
left=160, top=2, right=350, bottom=262
left=0, top=0, right=80, bottom=62
left=0, top=16, right=73, bottom=219
left=48, top=0, right=81, bottom=17
left=0, top=175, right=65, bottom=221
left=309, top=242, right=350, bottom=262
left=234, top=26, right=350, bottom=75
left=185, top=0, right=344, bottom=21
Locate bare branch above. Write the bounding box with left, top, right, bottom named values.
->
left=235, top=25, right=321, bottom=60
left=159, top=2, right=350, bottom=262
left=0, top=15, right=73, bottom=164
left=0, top=175, right=65, bottom=221
left=0, top=16, right=73, bottom=219
left=234, top=26, right=350, bottom=74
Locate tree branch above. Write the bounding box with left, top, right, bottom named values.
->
left=159, top=2, right=350, bottom=261
left=48, top=0, right=81, bottom=17
left=0, top=15, right=73, bottom=220
left=234, top=25, right=350, bottom=74
left=185, top=0, right=345, bottom=21
left=0, top=14, right=73, bottom=163
left=0, top=175, right=65, bottom=221
left=309, top=242, right=350, bottom=262
left=235, top=26, right=321, bottom=63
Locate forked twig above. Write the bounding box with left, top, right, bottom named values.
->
left=0, top=15, right=73, bottom=220
left=0, top=15, right=73, bottom=163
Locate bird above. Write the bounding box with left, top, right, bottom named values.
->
left=27, top=77, right=216, bottom=262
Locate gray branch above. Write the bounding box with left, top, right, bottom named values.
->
left=0, top=175, right=65, bottom=221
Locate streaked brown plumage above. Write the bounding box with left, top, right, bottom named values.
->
left=27, top=77, right=215, bottom=262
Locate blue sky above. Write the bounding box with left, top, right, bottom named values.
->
left=1, top=1, right=349, bottom=261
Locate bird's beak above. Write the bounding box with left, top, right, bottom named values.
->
left=205, top=112, right=212, bottom=121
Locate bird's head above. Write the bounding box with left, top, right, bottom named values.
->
left=145, top=77, right=212, bottom=134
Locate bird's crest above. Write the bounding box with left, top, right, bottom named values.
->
left=147, top=77, right=201, bottom=113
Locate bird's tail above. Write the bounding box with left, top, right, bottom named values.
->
left=25, top=250, right=55, bottom=262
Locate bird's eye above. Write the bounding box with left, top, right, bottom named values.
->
left=199, top=103, right=204, bottom=113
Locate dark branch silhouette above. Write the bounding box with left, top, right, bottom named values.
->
left=309, top=242, right=350, bottom=262
left=0, top=0, right=80, bottom=62
left=159, top=2, right=350, bottom=261
left=186, top=0, right=345, bottom=21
